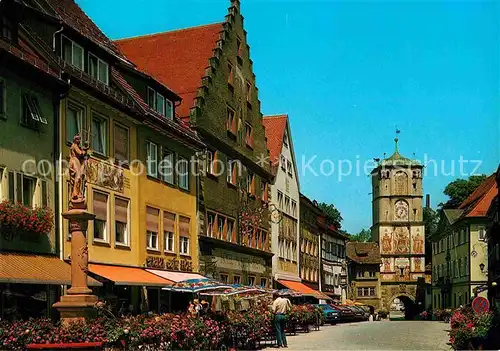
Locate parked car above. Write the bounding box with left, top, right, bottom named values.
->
left=314, top=304, right=340, bottom=324
left=349, top=306, right=370, bottom=321
left=329, top=304, right=355, bottom=322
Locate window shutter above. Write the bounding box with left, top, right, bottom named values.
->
left=115, top=198, right=128, bottom=223
left=15, top=173, right=22, bottom=203
left=179, top=216, right=190, bottom=237
left=164, top=212, right=175, bottom=233
left=93, top=192, right=108, bottom=220
left=146, top=207, right=159, bottom=232
left=41, top=180, right=48, bottom=207
left=114, top=125, right=128, bottom=162
left=8, top=171, right=15, bottom=202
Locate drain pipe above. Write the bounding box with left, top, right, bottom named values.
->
left=52, top=26, right=64, bottom=52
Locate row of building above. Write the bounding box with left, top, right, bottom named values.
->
left=430, top=169, right=500, bottom=311
left=0, top=0, right=349, bottom=319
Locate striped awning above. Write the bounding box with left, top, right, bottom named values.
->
left=0, top=252, right=101, bottom=286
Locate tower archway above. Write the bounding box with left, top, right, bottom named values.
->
left=389, top=293, right=416, bottom=319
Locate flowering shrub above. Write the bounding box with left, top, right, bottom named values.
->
left=0, top=201, right=54, bottom=236
left=0, top=304, right=324, bottom=350
left=434, top=308, right=453, bottom=322
left=419, top=311, right=429, bottom=320
left=448, top=307, right=495, bottom=350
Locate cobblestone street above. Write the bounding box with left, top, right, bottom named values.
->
left=264, top=321, right=450, bottom=350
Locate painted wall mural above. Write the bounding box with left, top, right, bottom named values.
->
left=411, top=257, right=424, bottom=272
left=394, top=227, right=410, bottom=254
left=381, top=257, right=393, bottom=273
left=381, top=229, right=393, bottom=254
left=394, top=258, right=410, bottom=281
left=411, top=228, right=425, bottom=254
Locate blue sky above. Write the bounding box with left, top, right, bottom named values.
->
left=78, top=0, right=499, bottom=234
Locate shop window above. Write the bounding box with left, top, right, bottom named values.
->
left=93, top=191, right=108, bottom=242
left=146, top=206, right=159, bottom=250
left=115, top=197, right=129, bottom=245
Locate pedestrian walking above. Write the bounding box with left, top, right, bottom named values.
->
left=272, top=292, right=292, bottom=348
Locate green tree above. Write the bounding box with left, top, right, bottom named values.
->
left=349, top=228, right=372, bottom=242
left=439, top=174, right=487, bottom=209
left=423, top=207, right=439, bottom=238
left=317, top=202, right=343, bottom=229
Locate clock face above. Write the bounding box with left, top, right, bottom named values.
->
left=394, top=200, right=409, bottom=220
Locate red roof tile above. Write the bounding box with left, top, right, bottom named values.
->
left=262, top=115, right=287, bottom=168
left=115, top=23, right=224, bottom=122
left=44, top=0, right=126, bottom=60
left=459, top=174, right=497, bottom=218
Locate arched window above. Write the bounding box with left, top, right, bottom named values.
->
left=394, top=171, right=408, bottom=195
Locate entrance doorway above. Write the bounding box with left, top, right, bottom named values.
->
left=390, top=295, right=416, bottom=320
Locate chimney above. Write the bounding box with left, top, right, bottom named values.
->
left=425, top=194, right=430, bottom=208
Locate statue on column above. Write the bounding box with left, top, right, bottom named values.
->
left=69, top=134, right=90, bottom=209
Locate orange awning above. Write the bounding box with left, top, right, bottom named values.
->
left=277, top=279, right=331, bottom=300
left=89, top=263, right=173, bottom=287
left=0, top=252, right=101, bottom=286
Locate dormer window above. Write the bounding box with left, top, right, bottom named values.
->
left=88, top=53, right=109, bottom=85
left=61, top=35, right=84, bottom=70
left=147, top=87, right=174, bottom=120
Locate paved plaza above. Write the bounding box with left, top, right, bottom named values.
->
left=265, top=321, right=450, bottom=350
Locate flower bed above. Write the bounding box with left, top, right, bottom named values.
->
left=0, top=201, right=54, bottom=237
left=0, top=304, right=323, bottom=350
left=434, top=308, right=453, bottom=322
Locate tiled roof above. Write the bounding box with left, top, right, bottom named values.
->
left=115, top=23, right=224, bottom=122
left=262, top=114, right=287, bottom=169
left=0, top=36, right=61, bottom=80
left=44, top=0, right=127, bottom=60
left=459, top=174, right=497, bottom=218
left=111, top=68, right=204, bottom=149
left=346, top=242, right=381, bottom=265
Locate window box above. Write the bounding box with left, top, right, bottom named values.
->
left=0, top=200, right=54, bottom=237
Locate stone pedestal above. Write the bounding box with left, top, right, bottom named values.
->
left=53, top=208, right=97, bottom=325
